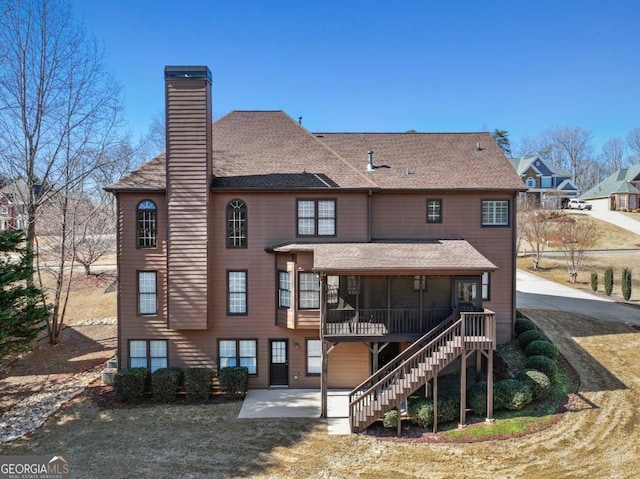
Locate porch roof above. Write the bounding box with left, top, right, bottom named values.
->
left=271, top=240, right=498, bottom=274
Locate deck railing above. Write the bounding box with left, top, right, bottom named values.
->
left=348, top=309, right=495, bottom=433
left=324, top=308, right=451, bottom=336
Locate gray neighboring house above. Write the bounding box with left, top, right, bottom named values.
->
left=581, top=164, right=640, bottom=212
left=509, top=155, right=578, bottom=209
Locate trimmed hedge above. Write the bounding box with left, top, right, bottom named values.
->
left=622, top=267, right=632, bottom=301
left=515, top=317, right=537, bottom=336
left=525, top=355, right=558, bottom=382
left=604, top=266, right=614, bottom=296
left=525, top=340, right=559, bottom=361
left=114, top=367, right=148, bottom=402
left=590, top=272, right=598, bottom=292
left=151, top=367, right=183, bottom=402
left=184, top=367, right=215, bottom=402
left=494, top=379, right=532, bottom=411
left=517, top=369, right=551, bottom=401
left=518, top=329, right=548, bottom=349
left=408, top=394, right=460, bottom=427
left=383, top=409, right=399, bottom=429
left=467, top=381, right=488, bottom=415
left=219, top=366, right=249, bottom=399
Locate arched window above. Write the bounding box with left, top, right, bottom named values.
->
left=137, top=200, right=157, bottom=248
left=526, top=177, right=536, bottom=188
left=227, top=199, right=247, bottom=248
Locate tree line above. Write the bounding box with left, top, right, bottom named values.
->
left=493, top=127, right=640, bottom=194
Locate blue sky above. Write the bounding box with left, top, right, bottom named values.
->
left=71, top=0, right=640, bottom=154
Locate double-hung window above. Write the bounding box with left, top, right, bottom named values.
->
left=278, top=271, right=290, bottom=308
left=228, top=271, right=247, bottom=315
left=129, top=339, right=167, bottom=372
left=297, top=199, right=336, bottom=236
left=482, top=200, right=509, bottom=226
left=137, top=200, right=157, bottom=248
left=482, top=272, right=490, bottom=300
left=218, top=339, right=257, bottom=375
left=299, top=272, right=320, bottom=309
left=138, top=271, right=157, bottom=315
left=306, top=339, right=321, bottom=376
left=426, top=199, right=442, bottom=223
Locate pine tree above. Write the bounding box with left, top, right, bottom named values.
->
left=0, top=230, right=50, bottom=360
left=604, top=266, right=614, bottom=296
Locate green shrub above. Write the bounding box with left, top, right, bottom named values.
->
left=437, top=394, right=460, bottom=423
left=184, top=367, right=214, bottom=402
left=494, top=379, right=532, bottom=411
left=114, top=367, right=149, bottom=402
left=517, top=369, right=551, bottom=401
left=515, top=317, right=537, bottom=336
left=408, top=398, right=433, bottom=428
left=622, top=267, right=632, bottom=301
left=590, top=272, right=598, bottom=292
left=525, top=355, right=558, bottom=382
left=383, top=409, right=399, bottom=429
left=604, top=266, right=614, bottom=296
left=467, top=381, right=487, bottom=415
left=525, top=340, right=559, bottom=361
left=518, top=329, right=548, bottom=349
left=151, top=367, right=183, bottom=402
left=219, top=366, right=249, bottom=399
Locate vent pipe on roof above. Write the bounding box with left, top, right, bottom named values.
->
left=476, top=142, right=482, bottom=151
left=367, top=150, right=375, bottom=171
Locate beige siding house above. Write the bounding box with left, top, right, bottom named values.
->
left=107, top=66, right=526, bottom=432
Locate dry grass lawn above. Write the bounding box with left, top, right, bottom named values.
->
left=518, top=212, right=640, bottom=303
left=1, top=309, right=639, bottom=478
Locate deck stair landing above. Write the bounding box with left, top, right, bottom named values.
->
left=348, top=311, right=494, bottom=433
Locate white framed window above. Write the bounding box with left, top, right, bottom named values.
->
left=426, top=199, right=442, bottom=223
left=218, top=339, right=257, bottom=375
left=299, top=272, right=320, bottom=309
left=228, top=271, right=247, bottom=315
left=129, top=339, right=167, bottom=372
left=137, top=200, right=157, bottom=248
left=278, top=271, right=290, bottom=308
left=414, top=275, right=426, bottom=291
left=227, top=199, right=247, bottom=248
left=541, top=176, right=552, bottom=188
left=138, top=271, right=157, bottom=315
left=0, top=205, right=8, bottom=215
left=619, top=195, right=627, bottom=209
left=482, top=272, right=490, bottom=300
left=526, top=177, right=535, bottom=188
left=630, top=196, right=637, bottom=210
left=297, top=199, right=336, bottom=236
left=482, top=200, right=509, bottom=226
left=306, top=339, right=321, bottom=376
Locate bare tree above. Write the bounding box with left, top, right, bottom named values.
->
left=600, top=137, right=628, bottom=173
left=0, top=0, right=123, bottom=344
left=627, top=128, right=640, bottom=164
left=519, top=205, right=552, bottom=270
left=73, top=198, right=115, bottom=276
left=553, top=215, right=598, bottom=284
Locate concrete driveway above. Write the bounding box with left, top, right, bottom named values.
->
left=573, top=208, right=640, bottom=235
left=516, top=269, right=640, bottom=326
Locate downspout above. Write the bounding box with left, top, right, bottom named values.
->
left=511, top=192, right=518, bottom=340
left=319, top=272, right=327, bottom=418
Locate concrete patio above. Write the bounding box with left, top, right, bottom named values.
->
left=238, top=389, right=351, bottom=435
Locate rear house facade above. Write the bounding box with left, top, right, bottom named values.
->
left=107, top=66, right=525, bottom=432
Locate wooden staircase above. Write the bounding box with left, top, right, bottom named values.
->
left=348, top=310, right=495, bottom=433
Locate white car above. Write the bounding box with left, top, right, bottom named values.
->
left=567, top=199, right=592, bottom=210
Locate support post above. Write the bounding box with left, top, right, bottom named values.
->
left=372, top=342, right=379, bottom=374
left=432, top=368, right=438, bottom=433
left=459, top=352, right=467, bottom=428
left=319, top=273, right=328, bottom=418
left=486, top=349, right=494, bottom=423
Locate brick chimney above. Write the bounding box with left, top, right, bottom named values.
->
left=164, top=66, right=212, bottom=330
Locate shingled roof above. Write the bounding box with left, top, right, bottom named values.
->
left=107, top=111, right=525, bottom=192
left=582, top=164, right=640, bottom=199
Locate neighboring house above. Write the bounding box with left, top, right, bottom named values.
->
left=509, top=155, right=578, bottom=209
left=0, top=179, right=41, bottom=231
left=581, top=164, right=640, bottom=211
left=106, top=66, right=526, bottom=432
left=0, top=192, right=16, bottom=231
